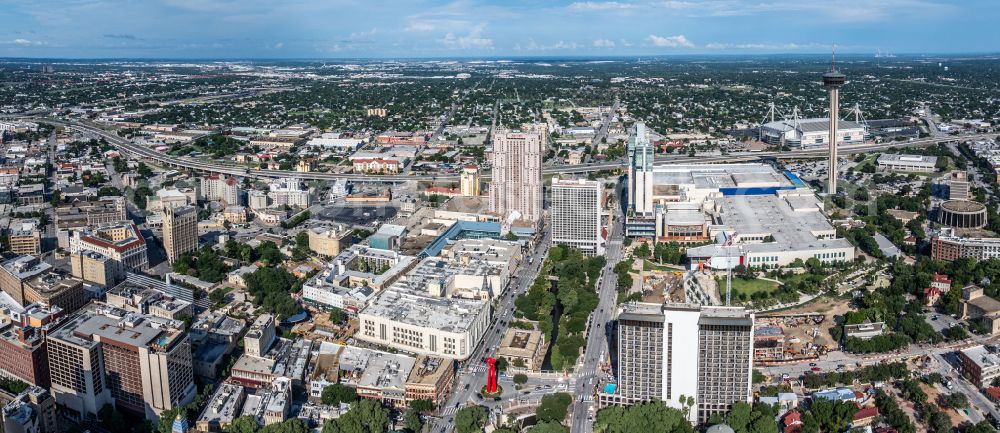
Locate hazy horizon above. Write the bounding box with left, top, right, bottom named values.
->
left=1, top=0, right=998, bottom=59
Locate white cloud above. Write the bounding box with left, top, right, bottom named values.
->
left=647, top=34, right=693, bottom=48
left=593, top=39, right=615, bottom=48
left=404, top=22, right=435, bottom=32
left=567, top=1, right=639, bottom=11
left=6, top=38, right=47, bottom=46
left=704, top=42, right=826, bottom=50
left=349, top=28, right=377, bottom=40
left=441, top=24, right=493, bottom=50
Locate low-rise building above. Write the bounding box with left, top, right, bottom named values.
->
left=302, top=246, right=415, bottom=313
left=1, top=387, right=59, bottom=433
left=961, top=285, right=1000, bottom=334
left=307, top=225, right=354, bottom=257
left=238, top=379, right=291, bottom=426
left=70, top=251, right=124, bottom=289
left=404, top=356, right=456, bottom=406
left=230, top=337, right=311, bottom=389
left=353, top=158, right=401, bottom=174
left=69, top=222, right=148, bottom=272
left=0, top=304, right=63, bottom=388
left=0, top=256, right=87, bottom=313
left=844, top=321, right=885, bottom=340
left=959, top=345, right=1000, bottom=388
left=54, top=196, right=127, bottom=229
left=195, top=384, right=246, bottom=433
left=495, top=327, right=546, bottom=371
left=876, top=154, right=938, bottom=173
left=268, top=178, right=311, bottom=208
left=222, top=206, right=247, bottom=224
left=105, top=278, right=193, bottom=321
left=7, top=220, right=40, bottom=256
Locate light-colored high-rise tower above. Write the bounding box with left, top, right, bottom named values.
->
left=824, top=60, right=846, bottom=195
left=489, top=125, right=544, bottom=225
left=460, top=165, right=481, bottom=197
left=627, top=122, right=655, bottom=215
left=199, top=174, right=241, bottom=206
left=163, top=206, right=198, bottom=264
left=551, top=177, right=604, bottom=256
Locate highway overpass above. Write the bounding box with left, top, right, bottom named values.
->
left=55, top=118, right=992, bottom=183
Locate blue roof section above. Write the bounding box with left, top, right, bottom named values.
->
left=784, top=170, right=808, bottom=188
left=604, top=383, right=617, bottom=394
left=719, top=186, right=796, bottom=196
left=756, top=327, right=783, bottom=336
left=419, top=220, right=502, bottom=257
left=718, top=170, right=808, bottom=196
left=813, top=387, right=856, bottom=402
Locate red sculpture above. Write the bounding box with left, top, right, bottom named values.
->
left=486, top=357, right=498, bottom=394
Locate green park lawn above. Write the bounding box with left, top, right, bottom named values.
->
left=717, top=277, right=780, bottom=297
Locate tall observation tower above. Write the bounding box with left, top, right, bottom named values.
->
left=823, top=54, right=846, bottom=195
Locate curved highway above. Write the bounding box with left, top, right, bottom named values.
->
left=55, top=118, right=991, bottom=183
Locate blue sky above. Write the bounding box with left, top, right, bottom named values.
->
left=0, top=0, right=996, bottom=59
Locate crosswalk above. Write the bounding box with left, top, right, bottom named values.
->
left=440, top=406, right=459, bottom=416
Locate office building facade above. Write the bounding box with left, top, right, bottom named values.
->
left=163, top=206, right=198, bottom=264
left=46, top=307, right=196, bottom=421
left=551, top=177, right=604, bottom=256
left=460, top=165, right=481, bottom=197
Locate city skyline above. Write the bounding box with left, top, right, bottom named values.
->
left=0, top=0, right=997, bottom=59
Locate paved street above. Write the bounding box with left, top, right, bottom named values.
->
left=570, top=182, right=626, bottom=433
left=429, top=230, right=553, bottom=432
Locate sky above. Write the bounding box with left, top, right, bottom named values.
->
left=0, top=0, right=997, bottom=59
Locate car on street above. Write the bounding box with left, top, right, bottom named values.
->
left=811, top=367, right=821, bottom=372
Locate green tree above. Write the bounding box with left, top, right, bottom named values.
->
left=225, top=416, right=260, bottom=433
left=403, top=411, right=422, bottom=433
left=595, top=402, right=693, bottom=433
left=513, top=374, right=529, bottom=385
left=321, top=384, right=357, bottom=406
left=634, top=243, right=651, bottom=258
left=455, top=406, right=488, bottom=433
left=321, top=399, right=389, bottom=433
left=495, top=356, right=508, bottom=372
left=259, top=419, right=309, bottom=433
left=328, top=307, right=347, bottom=325
left=530, top=421, right=569, bottom=433
left=944, top=392, right=969, bottom=409
left=245, top=266, right=301, bottom=319
left=292, top=231, right=311, bottom=260
left=536, top=393, right=573, bottom=424
left=409, top=399, right=435, bottom=414
left=800, top=400, right=857, bottom=433
left=966, top=421, right=995, bottom=433
left=258, top=241, right=283, bottom=265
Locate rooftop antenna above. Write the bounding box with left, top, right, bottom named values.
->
left=831, top=43, right=837, bottom=72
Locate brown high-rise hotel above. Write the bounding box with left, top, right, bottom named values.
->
left=489, top=124, right=545, bottom=227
